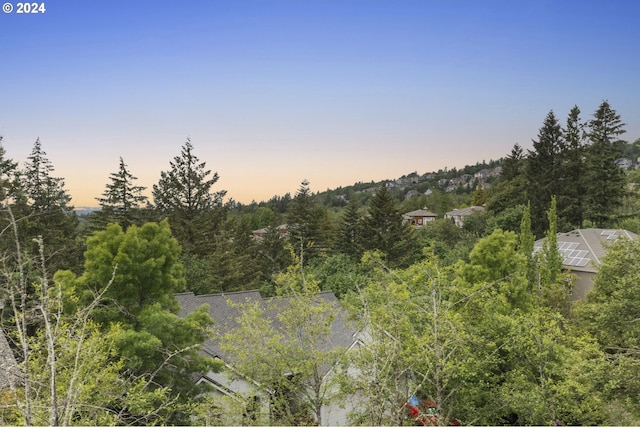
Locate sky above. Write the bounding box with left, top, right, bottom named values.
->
left=1, top=0, right=639, bottom=206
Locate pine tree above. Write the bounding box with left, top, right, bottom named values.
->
left=95, top=157, right=148, bottom=229
left=584, top=101, right=626, bottom=226
left=152, top=138, right=227, bottom=254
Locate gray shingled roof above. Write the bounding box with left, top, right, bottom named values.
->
left=403, top=209, right=438, bottom=218
left=175, top=290, right=358, bottom=365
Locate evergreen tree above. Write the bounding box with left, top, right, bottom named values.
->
left=21, top=138, right=71, bottom=211
left=561, top=105, right=587, bottom=229
left=540, top=196, right=563, bottom=287
left=94, top=157, right=148, bottom=229
left=361, top=184, right=415, bottom=267
left=526, top=111, right=564, bottom=237
left=0, top=136, right=19, bottom=201
left=207, top=217, right=263, bottom=293
left=286, top=180, right=332, bottom=264
left=518, top=202, right=536, bottom=289
left=152, top=139, right=227, bottom=254
left=535, top=196, right=572, bottom=314
left=502, top=143, right=526, bottom=181
left=584, top=101, right=626, bottom=226
left=487, top=144, right=527, bottom=213
left=13, top=139, right=80, bottom=274
left=335, top=197, right=363, bottom=260
left=256, top=221, right=293, bottom=296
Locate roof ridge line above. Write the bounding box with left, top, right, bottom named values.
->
left=578, top=229, right=600, bottom=264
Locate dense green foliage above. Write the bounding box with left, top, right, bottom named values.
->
left=1, top=102, right=639, bottom=425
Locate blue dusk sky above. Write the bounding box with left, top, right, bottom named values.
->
left=1, top=0, right=639, bottom=206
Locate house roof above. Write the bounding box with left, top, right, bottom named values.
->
left=403, top=208, right=437, bottom=218
left=176, top=290, right=263, bottom=360
left=175, top=290, right=358, bottom=364
left=445, top=206, right=485, bottom=217
left=533, top=228, right=638, bottom=273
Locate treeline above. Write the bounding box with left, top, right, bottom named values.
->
left=488, top=100, right=631, bottom=236
left=0, top=99, right=639, bottom=424
left=1, top=101, right=634, bottom=298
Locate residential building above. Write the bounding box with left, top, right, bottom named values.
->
left=445, top=206, right=485, bottom=228
left=533, top=229, right=637, bottom=300
left=251, top=224, right=289, bottom=240
left=175, top=290, right=361, bottom=426
left=403, top=208, right=438, bottom=228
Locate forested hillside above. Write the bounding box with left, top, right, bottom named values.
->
left=1, top=100, right=640, bottom=425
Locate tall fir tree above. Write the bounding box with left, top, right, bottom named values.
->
left=526, top=111, right=564, bottom=237
left=152, top=139, right=227, bottom=255
left=94, top=157, right=148, bottom=230
left=561, top=105, right=587, bottom=229
left=584, top=101, right=626, bottom=226
left=13, top=138, right=80, bottom=274
left=21, top=138, right=71, bottom=211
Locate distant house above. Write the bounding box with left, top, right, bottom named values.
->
left=175, top=290, right=361, bottom=426
left=252, top=224, right=289, bottom=240
left=445, top=206, right=485, bottom=228
left=403, top=208, right=438, bottom=228
left=533, top=229, right=637, bottom=300
left=615, top=158, right=633, bottom=169
left=474, top=169, right=491, bottom=180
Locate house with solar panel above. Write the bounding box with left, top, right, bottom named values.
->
left=533, top=229, right=637, bottom=300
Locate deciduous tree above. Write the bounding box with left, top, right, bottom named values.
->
left=219, top=261, right=348, bottom=425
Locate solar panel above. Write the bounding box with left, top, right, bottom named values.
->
left=558, top=242, right=579, bottom=250
left=564, top=256, right=590, bottom=267
left=575, top=258, right=589, bottom=267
